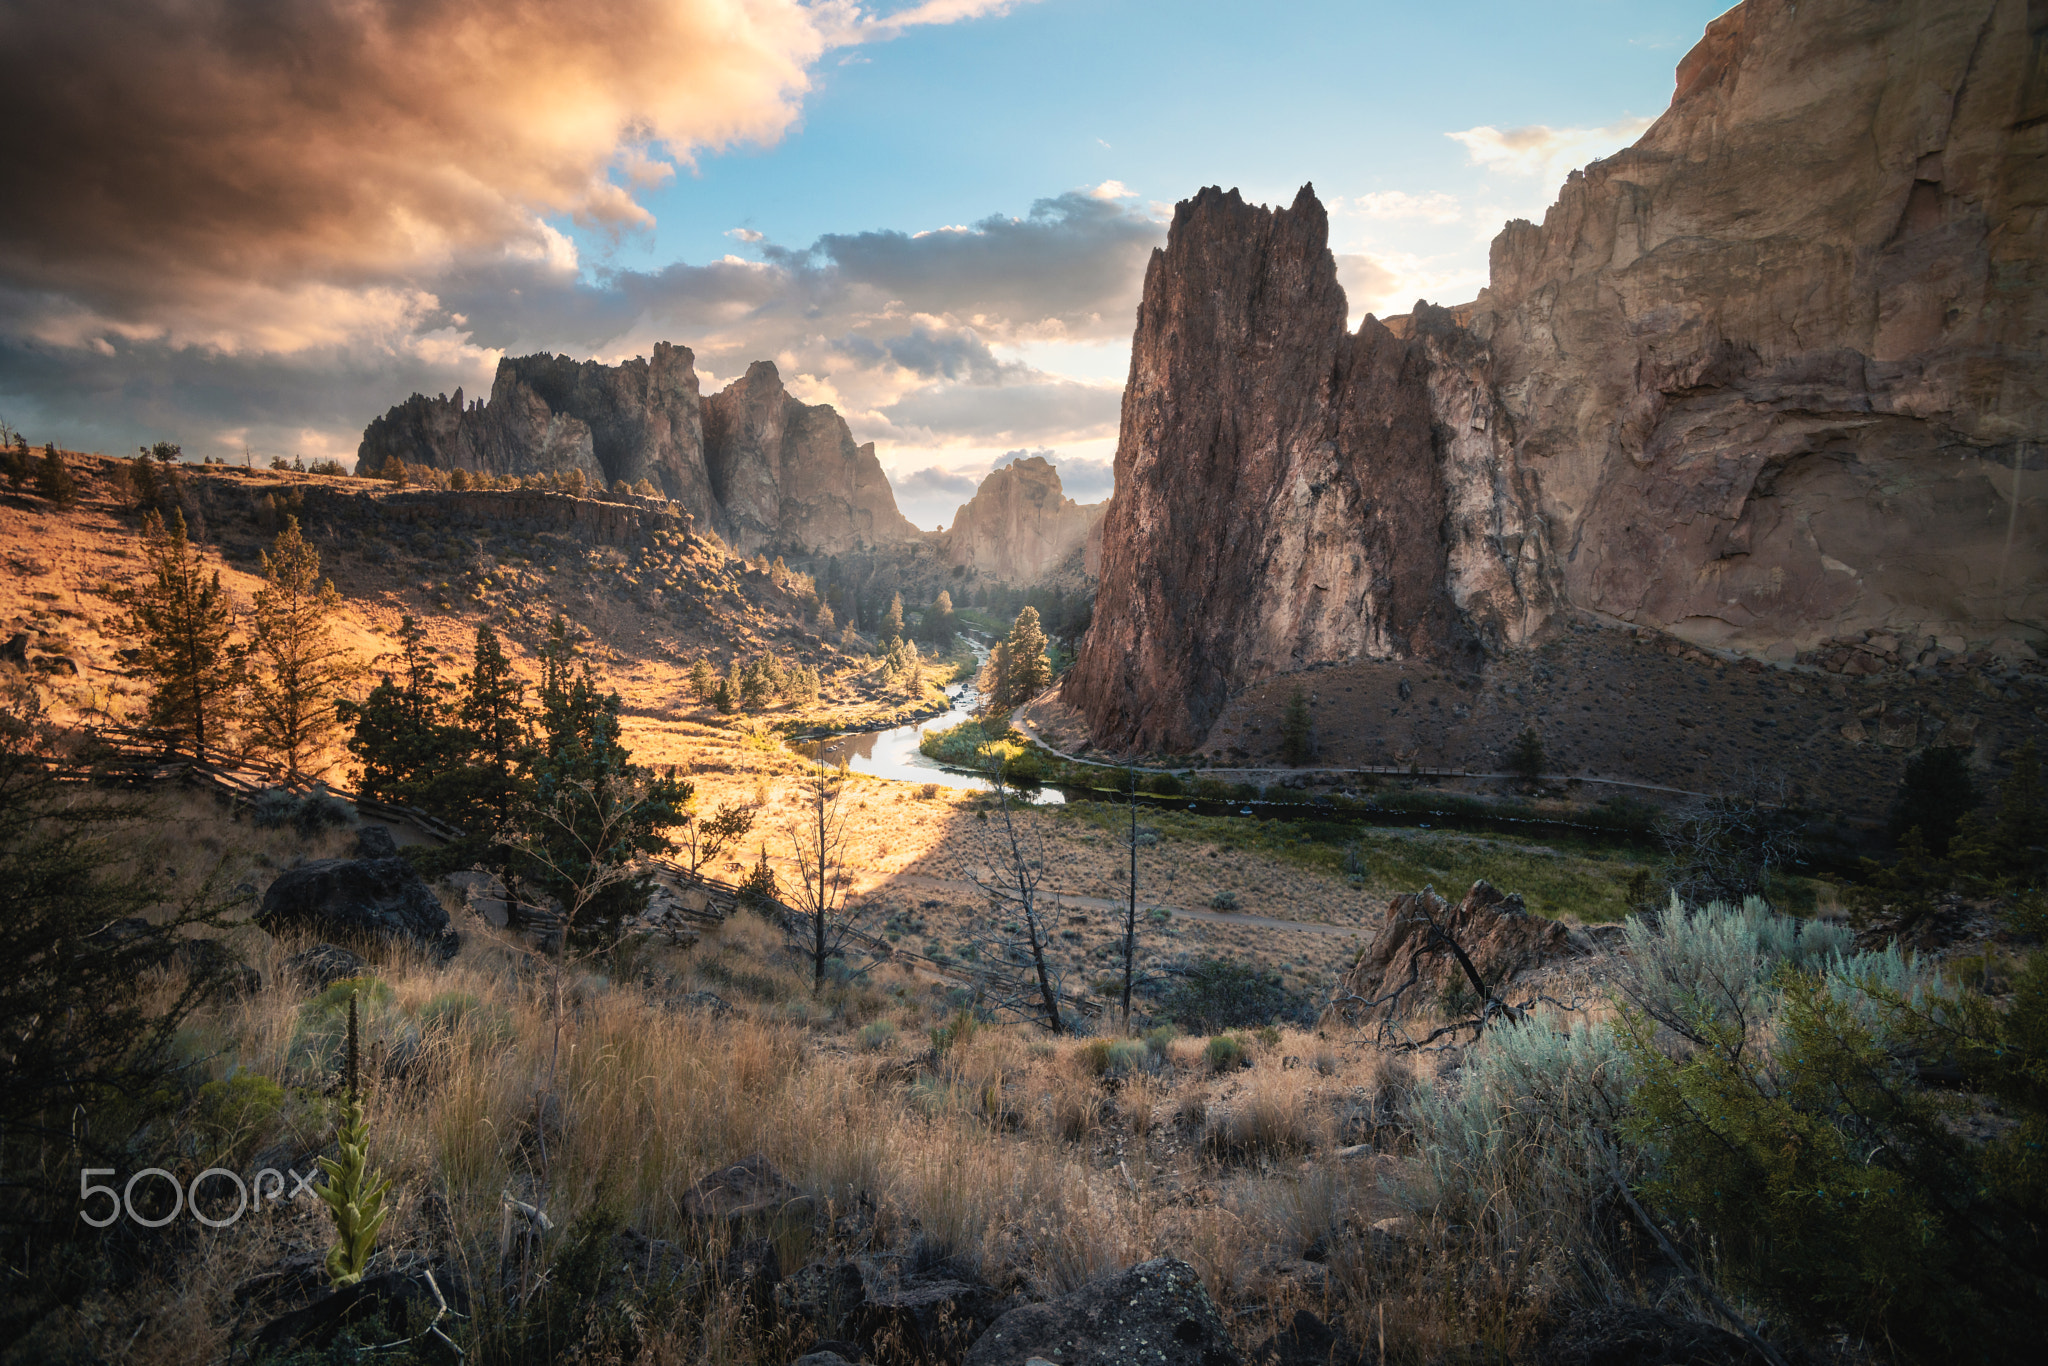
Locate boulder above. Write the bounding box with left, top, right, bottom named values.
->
left=962, top=1257, right=1240, bottom=1366
left=0, top=632, right=27, bottom=665
left=1331, top=880, right=1570, bottom=1022
left=1252, top=1310, right=1361, bottom=1366
left=1538, top=1305, right=1772, bottom=1366
left=253, top=1263, right=463, bottom=1355
left=255, top=851, right=459, bottom=961
left=852, top=1266, right=1002, bottom=1363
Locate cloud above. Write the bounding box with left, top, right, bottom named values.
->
left=1089, top=180, right=1135, bottom=200
left=0, top=0, right=1125, bottom=473
left=1446, top=118, right=1654, bottom=185
left=1334, top=190, right=1464, bottom=223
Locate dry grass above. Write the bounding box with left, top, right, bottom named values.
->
left=54, top=847, right=1625, bottom=1364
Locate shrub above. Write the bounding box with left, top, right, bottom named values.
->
left=1279, top=686, right=1314, bottom=765
left=1616, top=894, right=1851, bottom=1046
left=193, top=1072, right=287, bottom=1165
left=1144, top=1024, right=1178, bottom=1057
left=1164, top=958, right=1306, bottom=1033
left=1620, top=955, right=2048, bottom=1358
left=1079, top=1038, right=1146, bottom=1077
left=1204, top=1034, right=1249, bottom=1072
left=1888, top=745, right=1980, bottom=855
left=1406, top=1015, right=1637, bottom=1254
left=1207, top=891, right=1238, bottom=911
left=1146, top=771, right=1184, bottom=797
left=419, top=990, right=512, bottom=1045
left=858, top=1020, right=898, bottom=1051
left=1505, top=726, right=1544, bottom=782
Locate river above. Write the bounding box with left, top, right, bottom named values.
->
left=813, top=641, right=1064, bottom=803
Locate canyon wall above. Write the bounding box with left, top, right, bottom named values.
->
left=1067, top=0, right=2047, bottom=753
left=940, top=456, right=1104, bottom=584
left=359, top=347, right=920, bottom=557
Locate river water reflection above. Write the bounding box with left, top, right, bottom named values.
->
left=812, top=643, right=1064, bottom=803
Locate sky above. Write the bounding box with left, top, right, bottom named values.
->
left=0, top=0, right=1734, bottom=531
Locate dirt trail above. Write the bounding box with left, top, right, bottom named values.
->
left=866, top=869, right=1369, bottom=938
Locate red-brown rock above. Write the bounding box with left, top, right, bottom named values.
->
left=1331, top=880, right=1572, bottom=1022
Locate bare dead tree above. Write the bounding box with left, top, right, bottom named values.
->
left=1120, top=763, right=1141, bottom=1031
left=1659, top=767, right=1806, bottom=907
left=966, top=744, right=1066, bottom=1033
left=784, top=744, right=866, bottom=993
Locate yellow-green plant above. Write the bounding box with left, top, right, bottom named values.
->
left=314, top=991, right=392, bottom=1288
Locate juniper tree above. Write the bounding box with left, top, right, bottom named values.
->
left=924, top=589, right=956, bottom=648
left=337, top=615, right=459, bottom=807
left=1002, top=606, right=1051, bottom=706
left=454, top=624, right=531, bottom=840
left=1279, top=686, right=1315, bottom=765
left=882, top=592, right=907, bottom=648
left=246, top=517, right=361, bottom=778
left=33, top=444, right=72, bottom=507
left=128, top=509, right=243, bottom=755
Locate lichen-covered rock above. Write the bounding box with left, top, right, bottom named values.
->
left=255, top=854, right=458, bottom=961
left=962, top=1257, right=1239, bottom=1366
left=1069, top=0, right=2047, bottom=753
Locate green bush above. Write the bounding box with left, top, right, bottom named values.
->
left=1192, top=777, right=1232, bottom=801
left=1204, top=1034, right=1249, bottom=1072
left=1145, top=771, right=1183, bottom=797
left=1080, top=1038, right=1146, bottom=1077
left=1621, top=956, right=2048, bottom=1359
left=1164, top=959, right=1306, bottom=1033
left=193, top=1072, right=287, bottom=1165
left=1144, top=1024, right=1178, bottom=1057
left=1207, top=891, right=1239, bottom=911
left=858, top=1020, right=898, bottom=1051
left=418, top=989, right=511, bottom=1045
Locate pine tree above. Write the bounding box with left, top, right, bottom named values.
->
left=688, top=658, right=715, bottom=704
left=34, top=443, right=73, bottom=507
left=1953, top=738, right=2047, bottom=884
left=1003, top=606, right=1052, bottom=706
left=246, top=518, right=361, bottom=778
left=338, top=615, right=457, bottom=806
left=129, top=510, right=242, bottom=755
left=924, top=589, right=956, bottom=647
left=1506, top=725, right=1545, bottom=783
left=882, top=592, right=906, bottom=648
left=1279, top=686, right=1315, bottom=766
left=456, top=624, right=531, bottom=838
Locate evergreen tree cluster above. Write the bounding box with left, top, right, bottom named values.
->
left=342, top=616, right=689, bottom=933
left=690, top=652, right=820, bottom=714
left=123, top=510, right=360, bottom=770
left=981, top=606, right=1053, bottom=713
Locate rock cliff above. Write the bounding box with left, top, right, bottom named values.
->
left=940, top=456, right=1104, bottom=584
left=702, top=361, right=922, bottom=555
left=1068, top=0, right=2047, bottom=753
left=359, top=348, right=920, bottom=556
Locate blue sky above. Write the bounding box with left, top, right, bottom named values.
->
left=0, top=0, right=1733, bottom=529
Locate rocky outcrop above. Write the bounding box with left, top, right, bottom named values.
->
left=702, top=361, right=923, bottom=555
left=1330, top=880, right=1573, bottom=1023
left=941, top=456, right=1105, bottom=583
left=963, top=1257, right=1239, bottom=1366
left=359, top=350, right=920, bottom=556
left=1068, top=0, right=2047, bottom=754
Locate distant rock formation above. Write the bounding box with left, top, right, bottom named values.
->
left=358, top=346, right=920, bottom=556
left=940, top=456, right=1104, bottom=584
left=1068, top=0, right=2047, bottom=753
left=702, top=361, right=921, bottom=556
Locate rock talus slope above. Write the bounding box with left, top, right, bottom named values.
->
left=940, top=455, right=1104, bottom=584
left=360, top=350, right=919, bottom=557
left=1068, top=0, right=2047, bottom=753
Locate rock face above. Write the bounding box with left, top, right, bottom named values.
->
left=360, top=349, right=920, bottom=556
left=962, top=1257, right=1239, bottom=1366
left=1330, top=880, right=1573, bottom=1023
left=702, top=360, right=923, bottom=554
left=942, top=456, right=1105, bottom=584
left=1068, top=0, right=2047, bottom=753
